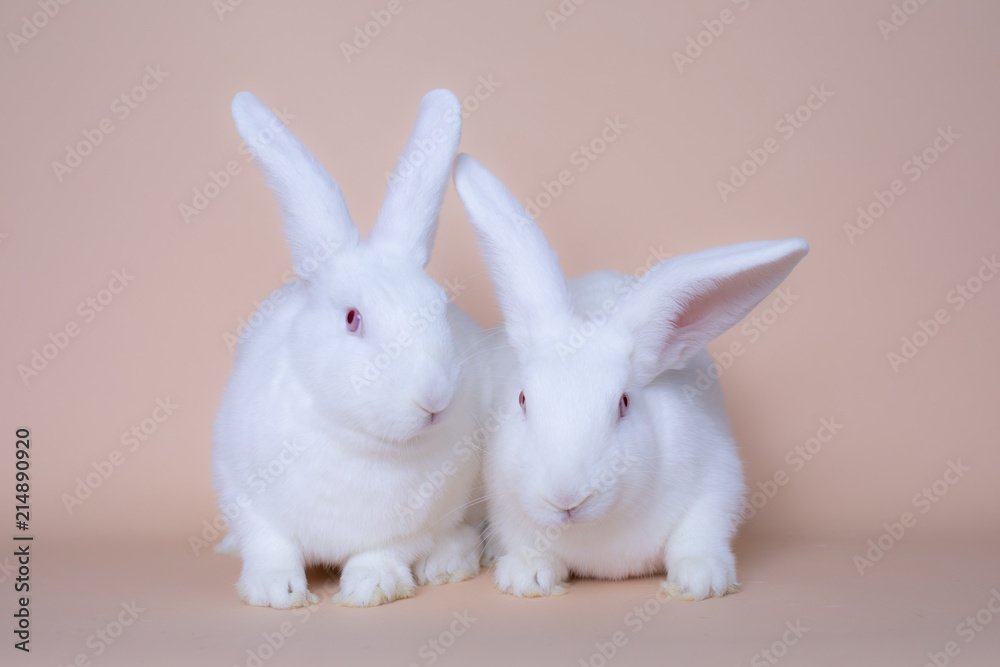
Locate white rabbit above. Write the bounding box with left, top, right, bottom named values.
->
left=212, top=90, right=493, bottom=608
left=453, top=153, right=808, bottom=600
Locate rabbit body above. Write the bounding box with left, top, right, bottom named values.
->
left=213, top=91, right=490, bottom=608
left=453, top=153, right=808, bottom=600
left=486, top=272, right=745, bottom=598
left=214, top=285, right=489, bottom=607
left=484, top=272, right=745, bottom=596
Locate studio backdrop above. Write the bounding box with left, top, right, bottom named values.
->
left=2, top=1, right=998, bottom=666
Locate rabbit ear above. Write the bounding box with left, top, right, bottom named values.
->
left=368, top=89, right=463, bottom=267
left=453, top=153, right=574, bottom=349
left=232, top=92, right=359, bottom=277
left=618, top=239, right=809, bottom=385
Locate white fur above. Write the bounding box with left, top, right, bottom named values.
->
left=453, top=153, right=808, bottom=600
left=213, top=91, right=493, bottom=608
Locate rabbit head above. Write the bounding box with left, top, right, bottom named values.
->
left=453, top=153, right=808, bottom=528
left=231, top=90, right=466, bottom=444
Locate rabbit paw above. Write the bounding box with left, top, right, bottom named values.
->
left=333, top=556, right=415, bottom=607
left=415, top=527, right=481, bottom=585
left=237, top=568, right=318, bottom=608
left=661, top=554, right=739, bottom=601
left=494, top=552, right=569, bottom=598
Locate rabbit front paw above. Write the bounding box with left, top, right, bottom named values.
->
left=333, top=553, right=416, bottom=607
left=494, top=552, right=569, bottom=598
left=415, top=525, right=481, bottom=585
left=661, top=554, right=739, bottom=601
left=237, top=568, right=318, bottom=608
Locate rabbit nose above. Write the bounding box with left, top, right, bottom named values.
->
left=415, top=378, right=454, bottom=416
left=415, top=396, right=450, bottom=418
left=414, top=358, right=455, bottom=416
left=543, top=492, right=594, bottom=513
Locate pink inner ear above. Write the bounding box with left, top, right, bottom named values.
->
left=670, top=282, right=723, bottom=332
left=670, top=276, right=753, bottom=336
left=632, top=241, right=807, bottom=379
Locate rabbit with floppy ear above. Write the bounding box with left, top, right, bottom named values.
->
left=453, top=153, right=809, bottom=600
left=212, top=91, right=494, bottom=608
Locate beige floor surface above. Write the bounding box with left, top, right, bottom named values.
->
left=23, top=536, right=1000, bottom=666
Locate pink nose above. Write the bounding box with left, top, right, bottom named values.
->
left=414, top=358, right=454, bottom=416
left=415, top=381, right=453, bottom=416
left=543, top=492, right=594, bottom=513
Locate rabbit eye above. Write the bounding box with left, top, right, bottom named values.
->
left=618, top=394, right=629, bottom=419
left=346, top=308, right=362, bottom=335
left=518, top=391, right=526, bottom=414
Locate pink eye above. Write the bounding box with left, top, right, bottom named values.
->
left=346, top=308, right=362, bottom=334
left=618, top=394, right=629, bottom=419
left=518, top=391, right=526, bottom=414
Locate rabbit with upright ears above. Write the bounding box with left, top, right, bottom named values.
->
left=212, top=90, right=493, bottom=608
left=453, top=153, right=808, bottom=600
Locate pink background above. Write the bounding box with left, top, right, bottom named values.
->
left=2, top=0, right=998, bottom=665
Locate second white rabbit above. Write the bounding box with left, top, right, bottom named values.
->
left=453, top=153, right=808, bottom=600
